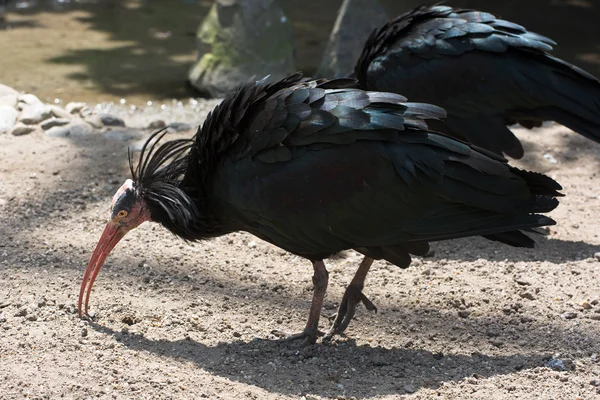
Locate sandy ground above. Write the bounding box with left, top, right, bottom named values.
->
left=1, top=111, right=600, bottom=399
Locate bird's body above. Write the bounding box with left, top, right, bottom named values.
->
left=79, top=74, right=562, bottom=343
left=355, top=5, right=600, bottom=158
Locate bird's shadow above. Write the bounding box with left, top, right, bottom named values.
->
left=86, top=306, right=595, bottom=399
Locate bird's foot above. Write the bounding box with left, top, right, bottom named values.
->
left=271, top=328, right=324, bottom=346
left=323, top=284, right=377, bottom=342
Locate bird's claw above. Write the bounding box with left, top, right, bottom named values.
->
left=323, top=285, right=377, bottom=342
left=271, top=328, right=324, bottom=346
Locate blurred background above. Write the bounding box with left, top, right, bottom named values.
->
left=1, top=0, right=598, bottom=105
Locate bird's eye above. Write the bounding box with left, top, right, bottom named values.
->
left=118, top=210, right=128, bottom=218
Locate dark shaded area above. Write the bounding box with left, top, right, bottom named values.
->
left=1, top=0, right=598, bottom=101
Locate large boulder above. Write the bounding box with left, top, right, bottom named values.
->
left=188, top=0, right=296, bottom=98
left=316, top=0, right=388, bottom=79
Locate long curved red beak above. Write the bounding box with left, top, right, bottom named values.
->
left=78, top=222, right=127, bottom=317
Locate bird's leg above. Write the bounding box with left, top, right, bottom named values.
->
left=272, top=260, right=329, bottom=346
left=323, top=256, right=377, bottom=341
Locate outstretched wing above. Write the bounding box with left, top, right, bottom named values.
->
left=356, top=5, right=600, bottom=158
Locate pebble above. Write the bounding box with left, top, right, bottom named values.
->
left=403, top=384, right=416, bottom=394
left=81, top=327, right=88, bottom=337
left=562, top=311, right=578, bottom=320
left=248, top=241, right=257, bottom=249
left=591, top=379, right=600, bottom=387
left=84, top=114, right=104, bottom=129
left=11, top=123, right=36, bottom=136
left=0, top=83, right=19, bottom=96
left=0, top=94, right=18, bottom=108
left=70, top=123, right=94, bottom=137
left=582, top=301, right=593, bottom=310
left=14, top=308, right=27, bottom=317
left=168, top=122, right=193, bottom=132
left=0, top=105, right=19, bottom=133
left=45, top=125, right=71, bottom=138
left=48, top=105, right=72, bottom=120
left=147, top=119, right=166, bottom=130
left=100, top=113, right=125, bottom=127
left=546, top=358, right=566, bottom=371
left=17, top=93, right=43, bottom=107
left=104, top=128, right=143, bottom=141
left=41, top=118, right=70, bottom=131
left=18, top=104, right=52, bottom=125
left=0, top=314, right=5, bottom=323
left=457, top=310, right=471, bottom=318
left=65, top=102, right=86, bottom=115
left=543, top=153, right=558, bottom=164
left=514, top=276, right=531, bottom=286
left=594, top=252, right=600, bottom=261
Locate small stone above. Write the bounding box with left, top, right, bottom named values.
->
left=0, top=83, right=19, bottom=96
left=14, top=308, right=27, bottom=317
left=248, top=241, right=257, bottom=249
left=519, top=291, right=536, bottom=301
left=594, top=252, right=600, bottom=261
left=48, top=105, right=72, bottom=120
left=70, top=123, right=94, bottom=137
left=0, top=94, right=18, bottom=108
left=582, top=301, right=593, bottom=310
left=520, top=315, right=534, bottom=323
left=99, top=113, right=125, bottom=127
left=543, top=153, right=558, bottom=164
left=232, top=331, right=242, bottom=338
left=562, top=311, right=578, bottom=320
left=147, top=120, right=166, bottom=130
left=0, top=105, right=18, bottom=133
left=0, top=314, right=6, bottom=323
left=65, top=102, right=86, bottom=115
left=11, top=123, right=36, bottom=136
left=105, top=128, right=143, bottom=141
left=121, top=315, right=136, bottom=325
left=403, top=384, right=416, bottom=394
left=41, top=118, right=70, bottom=131
left=371, top=355, right=391, bottom=366
left=514, top=276, right=531, bottom=286
left=26, top=314, right=37, bottom=322
left=17, top=93, right=43, bottom=106
left=45, top=125, right=71, bottom=138
left=546, top=358, right=566, bottom=371
left=458, top=310, right=471, bottom=318
left=81, top=328, right=88, bottom=337
left=168, top=122, right=192, bottom=132
left=18, top=104, right=52, bottom=125
left=84, top=115, right=104, bottom=129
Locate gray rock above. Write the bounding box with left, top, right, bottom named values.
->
left=65, top=102, right=86, bottom=115
left=105, top=128, right=143, bottom=141
left=48, top=105, right=72, bottom=120
left=168, top=122, right=193, bottom=132
left=0, top=94, right=18, bottom=108
left=99, top=113, right=125, bottom=127
left=45, top=125, right=71, bottom=138
left=41, top=118, right=70, bottom=130
left=546, top=358, right=566, bottom=371
left=147, top=120, right=166, bottom=130
left=17, top=93, right=43, bottom=107
left=84, top=115, right=104, bottom=129
left=562, top=311, right=578, bottom=320
left=316, top=0, right=388, bottom=78
left=403, top=384, right=416, bottom=394
left=0, top=105, right=18, bottom=133
left=0, top=83, right=19, bottom=96
left=11, top=123, right=36, bottom=136
left=70, top=123, right=94, bottom=137
left=18, top=104, right=52, bottom=125
left=188, top=0, right=295, bottom=98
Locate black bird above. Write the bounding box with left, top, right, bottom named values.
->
left=79, top=74, right=562, bottom=344
left=355, top=4, right=600, bottom=159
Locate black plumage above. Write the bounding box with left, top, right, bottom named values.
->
left=80, top=74, right=562, bottom=344
left=355, top=4, right=600, bottom=158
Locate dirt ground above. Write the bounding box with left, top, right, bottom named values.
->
left=1, top=112, right=600, bottom=399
